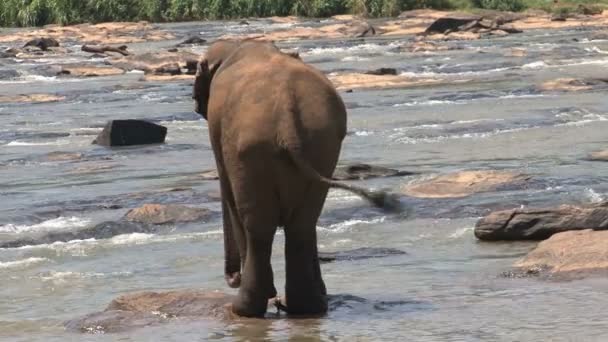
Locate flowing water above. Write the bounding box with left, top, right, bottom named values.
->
left=1, top=18, right=608, bottom=341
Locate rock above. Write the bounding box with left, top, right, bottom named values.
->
left=402, top=41, right=452, bottom=53
left=505, top=48, right=527, bottom=57
left=0, top=48, right=19, bottom=58
left=588, top=149, right=608, bottom=161
left=332, top=163, right=414, bottom=181
left=538, top=78, right=608, bottom=92
left=343, top=20, right=377, bottom=38
left=125, top=204, right=211, bottom=225
left=318, top=247, right=406, bottom=263
left=329, top=73, right=441, bottom=91
left=200, top=169, right=219, bottom=180
left=0, top=221, right=152, bottom=249
left=365, top=68, right=398, bottom=76
left=65, top=290, right=234, bottom=333
left=66, top=289, right=420, bottom=333
left=110, top=51, right=199, bottom=74
left=93, top=120, right=167, bottom=147
left=239, top=20, right=250, bottom=26
left=176, top=36, right=207, bottom=46
left=474, top=203, right=608, bottom=241
left=0, top=69, right=19, bottom=79
left=551, top=13, right=568, bottom=22
left=59, top=65, right=125, bottom=77
left=577, top=4, right=603, bottom=15
left=44, top=152, right=83, bottom=162
left=23, top=37, right=60, bottom=51
left=0, top=94, right=65, bottom=104
left=153, top=63, right=181, bottom=75
left=513, top=230, right=608, bottom=278
left=424, top=14, right=481, bottom=34
left=402, top=170, right=530, bottom=199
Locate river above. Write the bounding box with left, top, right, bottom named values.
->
left=1, top=17, right=608, bottom=341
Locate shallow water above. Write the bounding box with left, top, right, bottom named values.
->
left=1, top=18, right=608, bottom=341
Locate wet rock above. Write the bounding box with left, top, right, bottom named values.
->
left=539, top=78, right=608, bottom=92
left=333, top=163, right=414, bottom=181
left=200, top=169, right=220, bottom=180
left=318, top=247, right=406, bottom=263
left=505, top=48, right=527, bottom=57
left=474, top=202, right=608, bottom=241
left=0, top=94, right=65, bottom=104
left=551, top=13, right=569, bottom=22
left=0, top=69, right=19, bottom=79
left=176, top=36, right=207, bottom=46
left=365, top=68, right=398, bottom=76
left=141, top=74, right=194, bottom=82
left=125, top=204, right=211, bottom=225
left=65, top=290, right=234, bottom=333
left=23, top=37, right=60, bottom=51
left=512, top=230, right=608, bottom=278
left=93, top=120, right=167, bottom=147
left=239, top=20, right=250, bottom=26
left=153, top=63, right=181, bottom=75
left=44, top=152, right=83, bottom=162
left=0, top=48, right=19, bottom=58
left=59, top=65, right=125, bottom=77
left=588, top=149, right=608, bottom=161
left=577, top=4, right=603, bottom=15
left=0, top=221, right=152, bottom=249
left=424, top=14, right=481, bottom=34
left=589, top=31, right=608, bottom=41
left=342, top=20, right=377, bottom=38
left=110, top=51, right=199, bottom=75
left=81, top=44, right=130, bottom=56
left=329, top=73, right=440, bottom=91
left=401, top=41, right=452, bottom=53
left=402, top=170, right=530, bottom=199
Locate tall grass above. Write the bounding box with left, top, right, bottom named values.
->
left=2, top=0, right=606, bottom=27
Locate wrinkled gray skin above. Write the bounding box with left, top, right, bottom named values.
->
left=193, top=39, right=386, bottom=317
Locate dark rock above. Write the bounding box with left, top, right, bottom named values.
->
left=474, top=203, right=608, bottom=241
left=166, top=48, right=179, bottom=52
left=93, top=120, right=167, bottom=147
left=239, top=20, right=250, bottom=26
left=125, top=204, right=212, bottom=225
left=185, top=59, right=198, bottom=75
left=589, top=31, right=608, bottom=41
left=333, top=163, right=414, bottom=180
left=0, top=48, right=19, bottom=58
left=0, top=69, right=19, bottom=80
left=577, top=4, right=603, bottom=15
left=0, top=221, right=152, bottom=249
left=498, top=25, right=523, bottom=34
left=551, top=13, right=568, bottom=22
left=23, top=37, right=60, bottom=51
left=365, top=68, right=398, bottom=76
left=318, top=247, right=406, bottom=263
left=176, top=36, right=207, bottom=47
left=153, top=63, right=181, bottom=75
left=340, top=21, right=377, bottom=38
left=425, top=15, right=481, bottom=34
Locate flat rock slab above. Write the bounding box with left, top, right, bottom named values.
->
left=538, top=78, right=608, bottom=92
left=512, top=230, right=608, bottom=278
left=125, top=204, right=212, bottom=225
left=65, top=289, right=426, bottom=333
left=475, top=203, right=608, bottom=241
left=0, top=94, right=65, bottom=104
left=402, top=170, right=530, bottom=199
left=319, top=247, right=406, bottom=263
left=588, top=149, right=608, bottom=161
left=93, top=120, right=167, bottom=147
left=110, top=51, right=198, bottom=74
left=329, top=73, right=441, bottom=91
left=333, top=163, right=414, bottom=181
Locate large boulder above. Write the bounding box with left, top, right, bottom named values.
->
left=402, top=170, right=530, bottom=199
left=424, top=14, right=481, bottom=34
left=512, top=230, right=608, bottom=278
left=333, top=163, right=414, bottom=181
left=93, top=120, right=167, bottom=147
left=475, top=203, right=608, bottom=241
left=125, top=204, right=211, bottom=225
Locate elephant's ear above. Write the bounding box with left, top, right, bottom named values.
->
left=192, top=58, right=220, bottom=120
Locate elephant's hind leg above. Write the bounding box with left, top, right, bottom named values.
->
left=283, top=183, right=329, bottom=316
left=229, top=168, right=280, bottom=317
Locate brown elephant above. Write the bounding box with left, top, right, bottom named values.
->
left=193, top=39, right=399, bottom=317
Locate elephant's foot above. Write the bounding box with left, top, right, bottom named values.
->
left=275, top=293, right=328, bottom=316
left=231, top=288, right=275, bottom=318
left=225, top=272, right=241, bottom=288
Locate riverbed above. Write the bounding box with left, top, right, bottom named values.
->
left=1, top=16, right=608, bottom=341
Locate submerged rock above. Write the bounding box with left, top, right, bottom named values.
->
left=475, top=202, right=608, bottom=241
left=402, top=170, right=530, bottom=199
left=318, top=247, right=406, bottom=263
left=59, top=65, right=125, bottom=77
left=0, top=94, right=65, bottom=104
left=44, top=151, right=83, bottom=162
left=512, top=230, right=608, bottom=278
left=125, top=204, right=212, bottom=225
left=329, top=72, right=441, bottom=91
left=93, top=120, right=167, bottom=147
left=333, top=163, right=414, bottom=181
left=176, top=36, right=207, bottom=46
left=539, top=78, right=608, bottom=92
left=365, top=68, right=398, bottom=76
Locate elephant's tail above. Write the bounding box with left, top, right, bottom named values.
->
left=286, top=150, right=404, bottom=212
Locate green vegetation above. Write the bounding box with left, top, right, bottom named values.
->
left=1, top=0, right=607, bottom=27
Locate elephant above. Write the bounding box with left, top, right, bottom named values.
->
left=193, top=39, right=400, bottom=317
